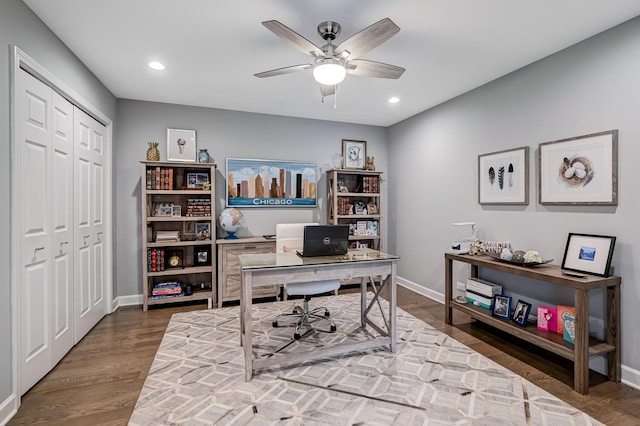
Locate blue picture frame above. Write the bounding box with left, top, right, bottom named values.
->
left=492, top=294, right=511, bottom=320
left=226, top=158, right=317, bottom=208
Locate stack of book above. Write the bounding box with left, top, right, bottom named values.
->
left=147, top=249, right=165, bottom=272
left=150, top=281, right=182, bottom=299
left=362, top=176, right=379, bottom=193
left=186, top=199, right=211, bottom=217
left=337, top=197, right=351, bottom=215
left=146, top=167, right=174, bottom=190
left=156, top=230, right=180, bottom=242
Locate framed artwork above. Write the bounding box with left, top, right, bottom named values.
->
left=492, top=295, right=511, bottom=320
left=538, top=130, right=618, bottom=205
left=342, top=139, right=367, bottom=169
left=561, top=233, right=616, bottom=277
left=512, top=300, right=532, bottom=327
left=478, top=146, right=529, bottom=205
left=171, top=205, right=181, bottom=217
left=167, top=128, right=197, bottom=162
left=226, top=158, right=317, bottom=207
left=186, top=172, right=209, bottom=189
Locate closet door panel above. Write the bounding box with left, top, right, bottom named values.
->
left=74, top=108, right=107, bottom=341
left=50, top=92, right=74, bottom=363
left=16, top=71, right=52, bottom=394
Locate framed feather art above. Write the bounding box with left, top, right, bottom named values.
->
left=478, top=146, right=529, bottom=205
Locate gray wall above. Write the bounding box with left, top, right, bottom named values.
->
left=388, top=17, right=640, bottom=374
left=0, top=0, right=116, bottom=409
left=114, top=99, right=387, bottom=298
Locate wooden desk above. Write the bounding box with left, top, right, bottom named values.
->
left=240, top=249, right=399, bottom=381
left=444, top=252, right=621, bottom=394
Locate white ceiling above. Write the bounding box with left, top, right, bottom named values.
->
left=23, top=1, right=640, bottom=127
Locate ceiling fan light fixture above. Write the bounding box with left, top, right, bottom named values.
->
left=313, top=59, right=346, bottom=86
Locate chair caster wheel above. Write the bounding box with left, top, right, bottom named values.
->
left=330, top=325, right=336, bottom=332
left=294, top=333, right=301, bottom=340
left=272, top=320, right=279, bottom=327
left=292, top=308, right=299, bottom=314
left=324, top=311, right=330, bottom=317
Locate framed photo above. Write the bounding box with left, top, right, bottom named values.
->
left=366, top=202, right=378, bottom=215
left=226, top=158, right=317, bottom=207
left=561, top=233, right=616, bottom=277
left=478, top=146, right=529, bottom=205
left=195, top=246, right=211, bottom=266
left=167, top=128, right=197, bottom=162
left=342, top=139, right=367, bottom=169
left=183, top=221, right=196, bottom=241
left=171, top=205, right=181, bottom=217
left=196, top=222, right=211, bottom=240
left=538, top=130, right=618, bottom=205
left=152, top=202, right=174, bottom=217
left=492, top=295, right=511, bottom=320
left=187, top=172, right=210, bottom=189
left=512, top=300, right=532, bottom=327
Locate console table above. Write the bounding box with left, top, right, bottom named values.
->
left=444, top=252, right=621, bottom=394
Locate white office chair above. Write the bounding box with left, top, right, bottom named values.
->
left=272, top=223, right=341, bottom=340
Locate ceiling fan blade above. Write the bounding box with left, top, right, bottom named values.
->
left=347, top=59, right=405, bottom=79
left=254, top=64, right=312, bottom=78
left=335, top=18, right=400, bottom=60
left=262, top=20, right=325, bottom=57
left=319, top=84, right=336, bottom=97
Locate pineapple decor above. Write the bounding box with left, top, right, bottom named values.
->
left=146, top=142, right=160, bottom=161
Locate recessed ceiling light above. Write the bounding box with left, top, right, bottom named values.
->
left=148, top=61, right=165, bottom=71
left=388, top=97, right=400, bottom=104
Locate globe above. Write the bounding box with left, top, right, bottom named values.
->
left=218, top=208, right=245, bottom=239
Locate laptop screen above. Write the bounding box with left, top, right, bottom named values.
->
left=299, top=225, right=349, bottom=257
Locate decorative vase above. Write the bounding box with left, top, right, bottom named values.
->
left=146, top=142, right=160, bottom=161
left=198, top=149, right=210, bottom=163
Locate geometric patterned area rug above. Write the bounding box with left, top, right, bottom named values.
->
left=129, top=293, right=603, bottom=425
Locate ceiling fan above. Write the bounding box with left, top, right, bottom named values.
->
left=254, top=18, right=405, bottom=100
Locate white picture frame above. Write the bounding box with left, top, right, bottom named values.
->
left=167, top=128, right=197, bottom=162
left=478, top=146, right=529, bottom=205
left=538, top=130, right=618, bottom=205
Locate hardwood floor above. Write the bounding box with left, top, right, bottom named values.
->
left=9, top=286, right=640, bottom=425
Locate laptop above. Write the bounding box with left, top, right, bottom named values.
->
left=296, top=225, right=349, bottom=257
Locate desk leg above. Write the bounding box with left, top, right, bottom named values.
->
left=607, top=284, right=622, bottom=382
left=389, top=262, right=397, bottom=352
left=574, top=288, right=589, bottom=394
left=361, top=276, right=367, bottom=328
left=445, top=257, right=453, bottom=324
left=241, top=270, right=254, bottom=381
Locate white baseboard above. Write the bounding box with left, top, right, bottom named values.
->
left=622, top=364, right=640, bottom=391
left=396, top=275, right=640, bottom=391
left=0, top=392, right=18, bottom=426
left=112, top=294, right=143, bottom=310
left=397, top=275, right=443, bottom=304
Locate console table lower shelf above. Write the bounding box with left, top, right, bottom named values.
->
left=444, top=252, right=621, bottom=395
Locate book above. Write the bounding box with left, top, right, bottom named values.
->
left=537, top=306, right=557, bottom=332
left=556, top=305, right=575, bottom=335
left=562, top=309, right=576, bottom=344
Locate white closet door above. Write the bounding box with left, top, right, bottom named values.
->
left=15, top=71, right=74, bottom=393
left=74, top=108, right=107, bottom=341
left=50, top=92, right=75, bottom=364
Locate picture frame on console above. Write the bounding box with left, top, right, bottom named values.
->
left=538, top=130, right=618, bottom=205
left=342, top=139, right=367, bottom=170
left=492, top=295, right=511, bottom=319
left=167, top=128, right=197, bottom=162
left=561, top=233, right=616, bottom=277
left=512, top=300, right=532, bottom=327
left=478, top=146, right=529, bottom=205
